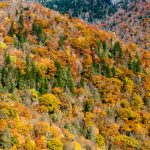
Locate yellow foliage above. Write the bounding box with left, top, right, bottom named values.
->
left=39, top=93, right=61, bottom=113
left=73, top=141, right=82, bottom=150
left=0, top=119, right=8, bottom=132
left=34, top=122, right=50, bottom=137
left=24, top=138, right=36, bottom=150
left=114, top=135, right=139, bottom=148
left=62, top=129, right=75, bottom=140
left=83, top=54, right=93, bottom=67
left=30, top=89, right=38, bottom=101
left=124, top=77, right=134, bottom=95
left=0, top=42, right=8, bottom=49
left=96, top=134, right=105, bottom=149
left=130, top=93, right=144, bottom=109
left=52, top=87, right=64, bottom=95
left=0, top=2, right=9, bottom=8
left=4, top=36, right=14, bottom=44
left=47, top=137, right=63, bottom=150
left=37, top=58, right=56, bottom=79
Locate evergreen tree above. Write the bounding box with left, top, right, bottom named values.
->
left=84, top=101, right=91, bottom=112
left=54, top=61, right=66, bottom=89
left=92, top=60, right=100, bottom=75
left=38, top=78, right=48, bottom=94
left=86, top=127, right=95, bottom=141
left=16, top=69, right=26, bottom=89
left=18, top=15, right=24, bottom=30
left=111, top=66, right=116, bottom=77
left=32, top=22, right=46, bottom=44
left=103, top=42, right=107, bottom=51
left=8, top=22, right=15, bottom=37
left=111, top=42, right=122, bottom=62
left=67, top=66, right=74, bottom=93
left=17, top=30, right=24, bottom=48
left=59, top=35, right=66, bottom=50
left=1, top=53, right=15, bottom=92
left=78, top=76, right=84, bottom=88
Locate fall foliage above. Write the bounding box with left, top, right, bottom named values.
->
left=0, top=0, right=149, bottom=150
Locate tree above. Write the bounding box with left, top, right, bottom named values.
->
left=18, top=15, right=24, bottom=30
left=54, top=61, right=66, bottom=89
left=47, top=137, right=63, bottom=150
left=8, top=22, right=15, bottom=37
left=67, top=66, right=74, bottom=93
left=111, top=42, right=122, bottom=63
left=1, top=52, right=15, bottom=92
left=39, top=93, right=61, bottom=113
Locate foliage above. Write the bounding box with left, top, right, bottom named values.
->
left=0, top=1, right=149, bottom=150
left=47, top=138, right=63, bottom=150
left=39, top=94, right=61, bottom=113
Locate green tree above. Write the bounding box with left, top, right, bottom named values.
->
left=8, top=22, right=15, bottom=37
left=54, top=61, right=66, bottom=89
left=67, top=66, right=74, bottom=93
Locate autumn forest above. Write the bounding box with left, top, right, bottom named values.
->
left=0, top=0, right=150, bottom=150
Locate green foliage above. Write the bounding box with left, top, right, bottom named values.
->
left=100, top=60, right=111, bottom=78
left=1, top=53, right=15, bottom=92
left=18, top=15, right=24, bottom=30
left=67, top=66, right=74, bottom=93
left=45, top=0, right=117, bottom=22
left=32, top=22, right=46, bottom=44
left=8, top=22, right=15, bottom=37
left=84, top=100, right=93, bottom=112
left=59, top=35, right=66, bottom=50
left=111, top=42, right=122, bottom=62
left=129, top=54, right=141, bottom=73
left=0, top=129, right=11, bottom=149
left=86, top=127, right=95, bottom=141
left=54, top=61, right=67, bottom=89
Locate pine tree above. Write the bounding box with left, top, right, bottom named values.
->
left=86, top=127, right=95, bottom=141
left=67, top=66, right=74, bottom=93
left=111, top=42, right=122, bottom=63
left=84, top=101, right=91, bottom=112
left=16, top=69, right=26, bottom=89
left=78, top=76, right=84, bottom=88
left=1, top=53, right=15, bottom=92
left=54, top=61, right=66, bottom=89
left=103, top=42, right=107, bottom=51
left=111, top=66, right=116, bottom=77
left=18, top=15, right=24, bottom=30
left=8, top=22, right=15, bottom=37
left=38, top=78, right=48, bottom=94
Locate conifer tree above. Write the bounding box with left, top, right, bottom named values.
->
left=54, top=61, right=66, bottom=89
left=18, top=15, right=24, bottom=30
left=67, top=66, right=74, bottom=93
left=8, top=22, right=15, bottom=37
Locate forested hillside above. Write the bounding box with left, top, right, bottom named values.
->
left=38, top=0, right=150, bottom=50
left=43, top=0, right=117, bottom=22
left=0, top=0, right=150, bottom=150
left=104, top=0, right=150, bottom=50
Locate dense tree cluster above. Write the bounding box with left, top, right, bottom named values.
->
left=0, top=0, right=149, bottom=149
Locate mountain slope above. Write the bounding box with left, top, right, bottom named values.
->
left=44, top=0, right=117, bottom=22
left=0, top=0, right=150, bottom=150
left=104, top=0, right=150, bottom=50
left=37, top=0, right=150, bottom=50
